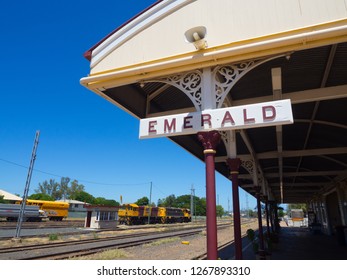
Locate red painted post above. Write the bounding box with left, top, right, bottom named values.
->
left=264, top=196, right=271, bottom=238
left=197, top=131, right=220, bottom=260
left=255, top=186, right=265, bottom=258
left=226, top=158, right=243, bottom=260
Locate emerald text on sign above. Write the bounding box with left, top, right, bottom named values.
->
left=139, top=99, right=293, bottom=139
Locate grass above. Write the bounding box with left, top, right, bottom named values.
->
left=143, top=237, right=181, bottom=247
left=48, top=233, right=59, bottom=241
left=70, top=249, right=128, bottom=260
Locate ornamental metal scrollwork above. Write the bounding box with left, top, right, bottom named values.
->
left=212, top=55, right=284, bottom=108
left=241, top=159, right=264, bottom=187
left=258, top=173, right=264, bottom=187
left=149, top=70, right=203, bottom=111
left=213, top=61, right=257, bottom=108
left=219, top=131, right=229, bottom=147
left=241, top=159, right=255, bottom=176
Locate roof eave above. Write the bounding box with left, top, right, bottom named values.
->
left=83, top=0, right=162, bottom=61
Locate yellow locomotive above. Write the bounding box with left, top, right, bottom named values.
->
left=118, top=203, right=191, bottom=225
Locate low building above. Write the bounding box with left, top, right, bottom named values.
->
left=0, top=189, right=22, bottom=202
left=56, top=199, right=89, bottom=218
left=84, top=205, right=119, bottom=229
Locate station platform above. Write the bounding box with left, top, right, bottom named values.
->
left=267, top=226, right=347, bottom=260
left=230, top=224, right=347, bottom=260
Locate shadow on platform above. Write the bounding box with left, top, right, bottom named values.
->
left=218, top=226, right=347, bottom=260
left=270, top=226, right=346, bottom=260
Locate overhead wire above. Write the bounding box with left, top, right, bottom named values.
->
left=0, top=157, right=196, bottom=203
left=0, top=157, right=150, bottom=187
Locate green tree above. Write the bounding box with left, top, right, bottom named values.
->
left=59, top=177, right=71, bottom=200
left=0, top=195, right=5, bottom=203
left=28, top=193, right=54, bottom=201
left=157, top=194, right=208, bottom=216
left=35, top=178, right=85, bottom=200
left=161, top=194, right=176, bottom=207
left=195, top=197, right=206, bottom=216
left=71, top=191, right=95, bottom=204
left=246, top=209, right=256, bottom=218
left=216, top=205, right=225, bottom=218
left=135, top=196, right=149, bottom=206
left=94, top=197, right=119, bottom=206
left=278, top=208, right=285, bottom=218
left=175, top=195, right=191, bottom=208
left=35, top=179, right=60, bottom=199
left=68, top=179, right=85, bottom=198
left=157, top=198, right=164, bottom=206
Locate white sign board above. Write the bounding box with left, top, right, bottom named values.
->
left=139, top=99, right=293, bottom=139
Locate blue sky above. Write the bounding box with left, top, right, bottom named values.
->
left=0, top=0, right=257, bottom=211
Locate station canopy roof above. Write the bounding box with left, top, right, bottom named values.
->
left=81, top=0, right=347, bottom=204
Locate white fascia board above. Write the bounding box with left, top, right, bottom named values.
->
left=81, top=21, right=347, bottom=90
left=90, top=0, right=196, bottom=69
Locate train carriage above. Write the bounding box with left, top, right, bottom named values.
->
left=165, top=207, right=184, bottom=223
left=139, top=206, right=160, bottom=223
left=157, top=207, right=167, bottom=224
left=118, top=203, right=191, bottom=225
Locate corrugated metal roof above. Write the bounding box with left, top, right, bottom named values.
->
left=99, top=42, right=347, bottom=204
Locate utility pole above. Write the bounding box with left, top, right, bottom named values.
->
left=13, top=131, right=40, bottom=241
left=190, top=184, right=195, bottom=222
left=147, top=181, right=152, bottom=224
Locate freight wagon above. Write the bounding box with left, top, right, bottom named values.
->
left=0, top=203, right=46, bottom=222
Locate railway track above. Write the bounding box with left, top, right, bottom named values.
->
left=0, top=220, right=231, bottom=241
left=0, top=220, right=84, bottom=230
left=0, top=226, right=208, bottom=260
left=0, top=220, right=255, bottom=260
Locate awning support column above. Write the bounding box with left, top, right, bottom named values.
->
left=269, top=201, right=275, bottom=233
left=255, top=186, right=266, bottom=258
left=226, top=157, right=243, bottom=260
left=264, top=196, right=271, bottom=238
left=198, top=130, right=220, bottom=260
left=274, top=204, right=280, bottom=232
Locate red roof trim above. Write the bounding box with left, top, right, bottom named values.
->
left=85, top=204, right=120, bottom=209
left=83, top=1, right=162, bottom=61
